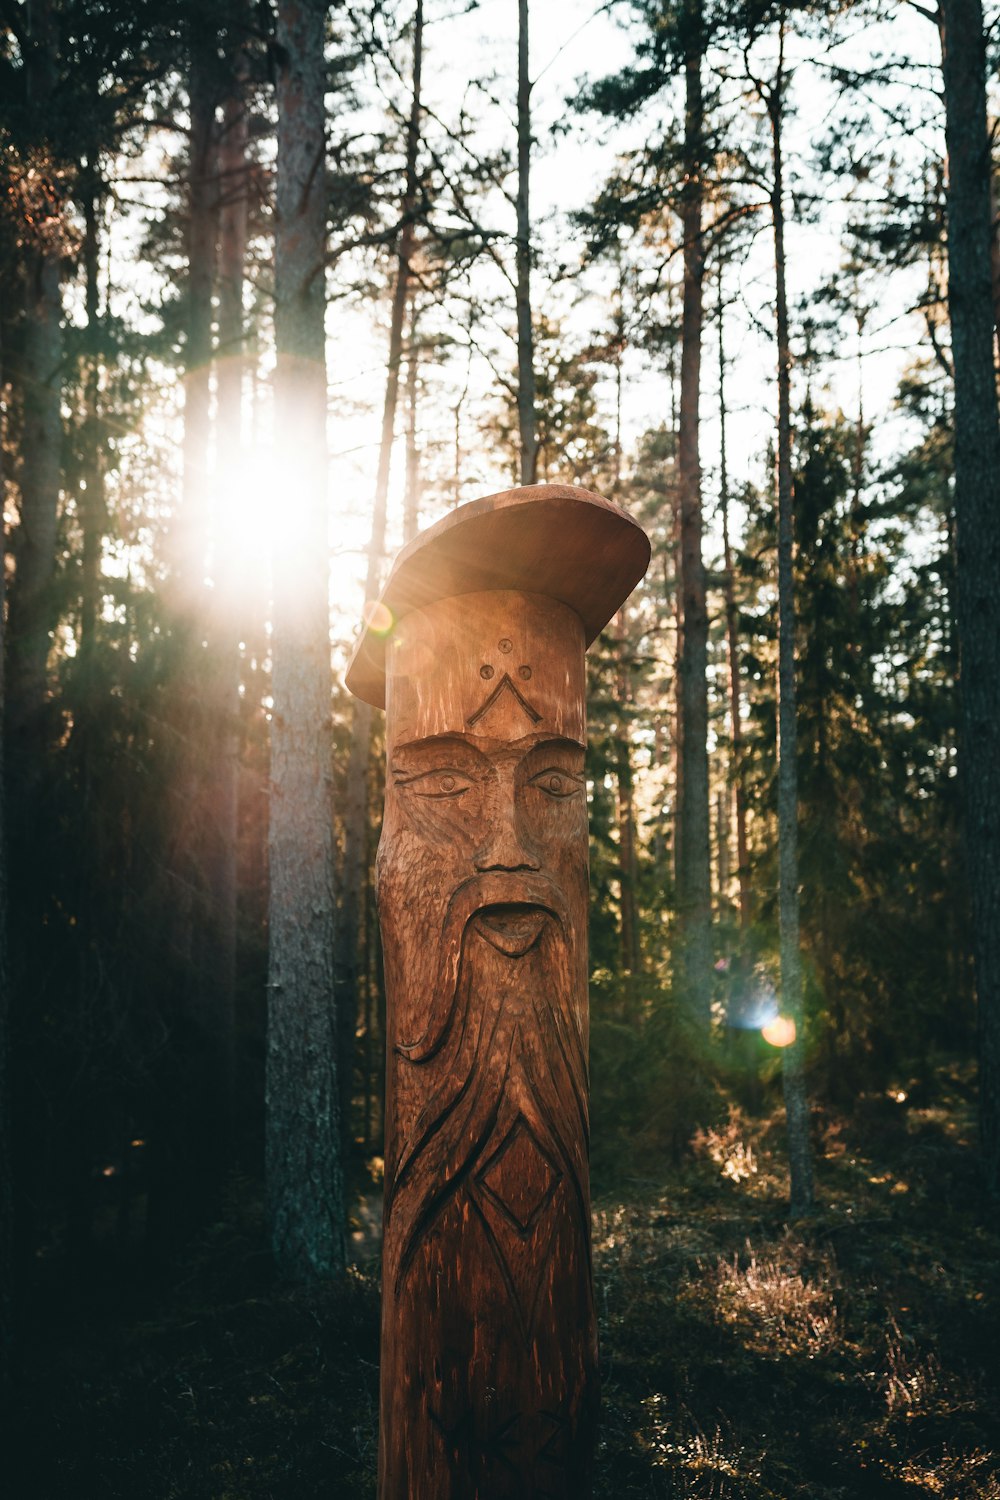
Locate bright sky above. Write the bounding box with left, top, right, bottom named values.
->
left=100, top=1, right=952, bottom=671
left=322, top=1, right=945, bottom=663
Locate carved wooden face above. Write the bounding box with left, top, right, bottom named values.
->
left=377, top=590, right=590, bottom=1059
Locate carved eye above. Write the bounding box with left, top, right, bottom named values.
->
left=410, top=769, right=473, bottom=800
left=529, top=768, right=582, bottom=799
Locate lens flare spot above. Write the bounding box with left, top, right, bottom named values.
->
left=762, top=1015, right=796, bottom=1048
left=364, top=600, right=394, bottom=635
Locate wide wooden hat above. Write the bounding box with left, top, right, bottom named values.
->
left=345, top=483, right=651, bottom=709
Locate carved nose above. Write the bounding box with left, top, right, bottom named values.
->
left=474, top=807, right=541, bottom=873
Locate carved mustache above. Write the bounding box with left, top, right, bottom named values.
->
left=394, top=871, right=570, bottom=1064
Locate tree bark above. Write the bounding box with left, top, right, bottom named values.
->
left=615, top=609, right=642, bottom=977
left=2, top=0, right=60, bottom=1381
left=178, top=43, right=217, bottom=609
left=0, top=311, right=11, bottom=1404
left=610, top=296, right=640, bottom=978
left=768, top=14, right=814, bottom=1218
left=718, top=275, right=750, bottom=930
left=338, top=0, right=424, bottom=1149
left=79, top=165, right=106, bottom=686
left=158, top=33, right=219, bottom=1039
left=205, top=46, right=251, bottom=1156
left=268, top=0, right=345, bottom=1280
left=674, top=0, right=712, bottom=1025
left=403, top=291, right=421, bottom=546
left=939, top=0, right=1000, bottom=1198
left=988, top=167, right=1000, bottom=369
left=6, top=0, right=62, bottom=754
left=516, top=0, right=537, bottom=484
left=148, top=32, right=227, bottom=1250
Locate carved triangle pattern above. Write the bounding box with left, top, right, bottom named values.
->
left=466, top=671, right=542, bottom=728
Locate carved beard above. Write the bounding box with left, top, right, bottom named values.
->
left=378, top=893, right=598, bottom=1500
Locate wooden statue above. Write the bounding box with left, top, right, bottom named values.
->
left=347, top=484, right=650, bottom=1499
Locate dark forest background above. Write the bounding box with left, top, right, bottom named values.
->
left=1, top=0, right=999, bottom=1495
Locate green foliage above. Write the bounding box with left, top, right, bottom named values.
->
left=735, top=398, right=965, bottom=1099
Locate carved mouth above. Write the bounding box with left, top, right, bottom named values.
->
left=474, top=903, right=548, bottom=958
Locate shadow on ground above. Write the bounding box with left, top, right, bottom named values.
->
left=12, top=1067, right=1000, bottom=1499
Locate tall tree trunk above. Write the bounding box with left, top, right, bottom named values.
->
left=610, top=333, right=641, bottom=978
left=615, top=609, right=642, bottom=978
left=79, top=165, right=105, bottom=687
left=205, top=46, right=251, bottom=1157
left=6, top=0, right=62, bottom=755
left=939, top=0, right=1000, bottom=1199
left=452, top=333, right=473, bottom=507
left=3, top=0, right=60, bottom=1377
left=666, top=285, right=683, bottom=890
left=718, top=274, right=750, bottom=931
left=768, top=15, right=814, bottom=1217
left=148, top=35, right=225, bottom=1254
left=0, top=317, right=11, bottom=1404
left=338, top=0, right=423, bottom=1149
left=674, top=0, right=712, bottom=1025
left=160, top=35, right=218, bottom=996
left=716, top=788, right=731, bottom=901
left=988, top=168, right=1000, bottom=368
left=268, top=0, right=345, bottom=1280
left=179, top=44, right=217, bottom=610
left=403, top=291, right=421, bottom=545
left=516, top=0, right=537, bottom=484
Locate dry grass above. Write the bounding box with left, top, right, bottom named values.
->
left=13, top=1069, right=1000, bottom=1499
left=698, top=1233, right=842, bottom=1357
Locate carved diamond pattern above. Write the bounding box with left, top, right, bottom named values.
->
left=477, top=1116, right=562, bottom=1236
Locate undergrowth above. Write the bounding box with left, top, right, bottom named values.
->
left=12, top=1063, right=999, bottom=1498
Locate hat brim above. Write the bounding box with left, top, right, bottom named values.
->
left=345, top=484, right=651, bottom=709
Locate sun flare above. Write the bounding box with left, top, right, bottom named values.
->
left=761, top=1016, right=796, bottom=1049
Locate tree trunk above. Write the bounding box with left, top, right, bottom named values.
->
left=516, top=0, right=537, bottom=484
left=205, top=46, right=251, bottom=1157
left=268, top=0, right=345, bottom=1280
left=615, top=609, right=642, bottom=977
left=718, top=274, right=750, bottom=930
left=159, top=35, right=218, bottom=1014
left=403, top=291, right=421, bottom=546
left=769, top=15, right=814, bottom=1218
left=3, top=0, right=60, bottom=1382
left=0, top=315, right=11, bottom=1404
left=178, top=45, right=217, bottom=609
left=988, top=167, right=1000, bottom=369
left=667, top=293, right=683, bottom=890
left=674, top=0, right=712, bottom=1026
left=716, top=788, right=731, bottom=901
left=148, top=35, right=226, bottom=1253
left=452, top=334, right=473, bottom=507
left=939, top=0, right=1000, bottom=1199
left=338, top=0, right=423, bottom=1150
left=79, top=165, right=105, bottom=686
left=6, top=0, right=62, bottom=754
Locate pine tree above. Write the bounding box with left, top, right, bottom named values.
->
left=268, top=0, right=346, bottom=1281
left=936, top=0, right=1000, bottom=1197
left=339, top=0, right=424, bottom=1151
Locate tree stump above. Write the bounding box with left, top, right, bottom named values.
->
left=347, top=484, right=649, bottom=1499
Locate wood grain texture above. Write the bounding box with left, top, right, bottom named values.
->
left=377, top=592, right=596, bottom=1498
left=353, top=489, right=650, bottom=1496
left=346, top=484, right=651, bottom=710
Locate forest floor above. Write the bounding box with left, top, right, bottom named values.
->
left=12, top=1061, right=1000, bottom=1499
